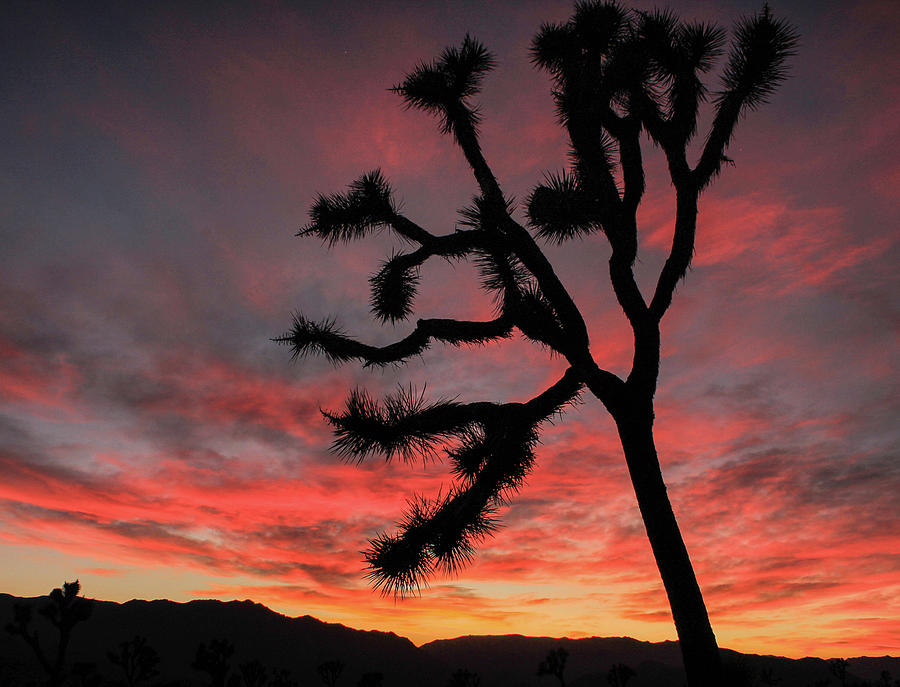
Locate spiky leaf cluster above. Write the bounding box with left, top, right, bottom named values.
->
left=323, top=386, right=476, bottom=462
left=369, top=252, right=422, bottom=323
left=393, top=35, right=495, bottom=135
left=696, top=4, right=798, bottom=186
left=636, top=9, right=725, bottom=141
left=527, top=171, right=602, bottom=243
left=320, top=373, right=581, bottom=597
left=276, top=314, right=358, bottom=364
left=300, top=170, right=395, bottom=245
left=364, top=405, right=542, bottom=596
left=717, top=5, right=798, bottom=112
left=457, top=196, right=531, bottom=296
left=532, top=2, right=630, bottom=79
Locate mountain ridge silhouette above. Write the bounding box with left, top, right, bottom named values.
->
left=2, top=593, right=896, bottom=686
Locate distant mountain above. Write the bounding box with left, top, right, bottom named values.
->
left=421, top=634, right=900, bottom=686
left=1, top=592, right=897, bottom=686
left=1, top=593, right=437, bottom=686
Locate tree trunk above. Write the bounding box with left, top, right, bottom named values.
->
left=614, top=405, right=724, bottom=687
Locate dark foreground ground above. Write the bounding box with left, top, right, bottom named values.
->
left=1, top=593, right=897, bottom=686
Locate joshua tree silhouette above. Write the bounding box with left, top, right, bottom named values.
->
left=70, top=661, right=101, bottom=687
left=537, top=647, right=569, bottom=687
left=270, top=667, right=299, bottom=687
left=279, top=3, right=796, bottom=686
left=356, top=672, right=384, bottom=687
left=192, top=638, right=235, bottom=687
left=607, top=662, right=636, bottom=687
left=5, top=579, right=92, bottom=687
left=107, top=635, right=160, bottom=687
left=238, top=658, right=268, bottom=687
left=446, top=668, right=481, bottom=687
left=829, top=658, right=849, bottom=687
left=317, top=659, right=344, bottom=687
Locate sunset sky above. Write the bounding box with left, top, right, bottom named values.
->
left=1, top=0, right=898, bottom=660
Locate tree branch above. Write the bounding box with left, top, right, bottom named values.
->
left=362, top=366, right=585, bottom=595
left=276, top=313, right=514, bottom=367
left=370, top=229, right=485, bottom=322
left=649, top=187, right=698, bottom=320
left=692, top=5, right=797, bottom=189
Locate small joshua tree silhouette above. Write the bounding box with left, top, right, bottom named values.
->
left=357, top=672, right=384, bottom=687
left=758, top=666, right=782, bottom=686
left=5, top=580, right=92, bottom=687
left=446, top=668, right=481, bottom=687
left=608, top=663, right=636, bottom=687
left=317, top=659, right=344, bottom=687
left=107, top=635, right=161, bottom=687
left=828, top=658, right=849, bottom=687
left=270, top=667, right=299, bottom=687
left=192, top=638, right=235, bottom=687
left=70, top=662, right=101, bottom=687
left=238, top=658, right=268, bottom=687
left=537, top=647, right=568, bottom=687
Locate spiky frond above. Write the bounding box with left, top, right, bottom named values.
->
left=365, top=428, right=534, bottom=594
left=636, top=13, right=725, bottom=141
left=457, top=192, right=517, bottom=233
left=511, top=282, right=569, bottom=351
left=718, top=4, right=798, bottom=112
left=275, top=314, right=360, bottom=364
left=300, top=170, right=395, bottom=245
left=360, top=370, right=583, bottom=597
left=694, top=5, right=797, bottom=186
left=571, top=0, right=630, bottom=52
left=527, top=171, right=602, bottom=244
left=393, top=35, right=495, bottom=134
left=440, top=35, right=497, bottom=100
left=447, top=425, right=491, bottom=481
left=323, top=386, right=480, bottom=462
left=678, top=21, right=726, bottom=75
left=369, top=252, right=421, bottom=323
left=365, top=497, right=436, bottom=596
left=276, top=312, right=514, bottom=368
left=446, top=411, right=538, bottom=488
left=433, top=495, right=499, bottom=574
left=670, top=22, right=726, bottom=139
left=459, top=195, right=531, bottom=295
left=473, top=246, right=530, bottom=296
left=532, top=1, right=630, bottom=80
left=530, top=21, right=576, bottom=75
